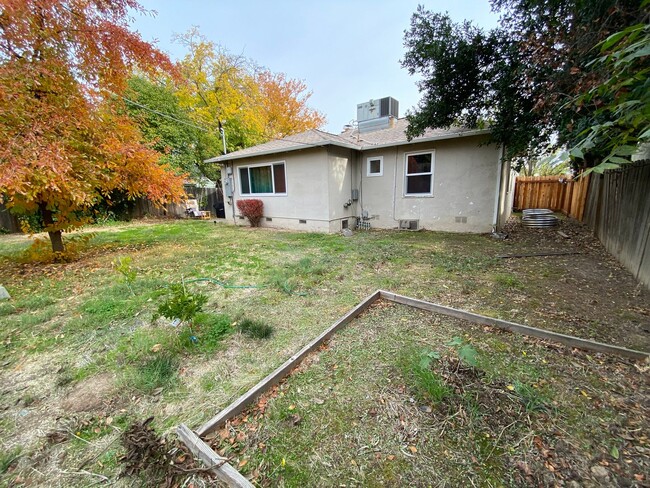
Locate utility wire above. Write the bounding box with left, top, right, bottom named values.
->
left=113, top=91, right=211, bottom=132
left=113, top=91, right=354, bottom=152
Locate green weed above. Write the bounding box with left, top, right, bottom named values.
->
left=237, top=318, right=274, bottom=339
left=401, top=348, right=450, bottom=402
left=125, top=353, right=179, bottom=393
left=493, top=273, right=524, bottom=289
left=113, top=255, right=138, bottom=293
left=267, top=270, right=296, bottom=294
left=190, top=312, right=232, bottom=350
left=513, top=380, right=550, bottom=412
left=200, top=373, right=217, bottom=392
left=446, top=336, right=479, bottom=367
left=0, top=447, right=21, bottom=475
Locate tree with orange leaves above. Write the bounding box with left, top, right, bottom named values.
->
left=174, top=28, right=325, bottom=153
left=256, top=71, right=326, bottom=140
left=0, top=0, right=186, bottom=253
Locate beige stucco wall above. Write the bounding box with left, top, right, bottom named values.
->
left=358, top=135, right=501, bottom=233
left=326, top=147, right=357, bottom=232
left=224, top=147, right=332, bottom=232
left=219, top=135, right=504, bottom=234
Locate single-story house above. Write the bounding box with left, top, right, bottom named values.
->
left=207, top=97, right=515, bottom=233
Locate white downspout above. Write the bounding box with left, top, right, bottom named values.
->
left=492, top=145, right=504, bottom=232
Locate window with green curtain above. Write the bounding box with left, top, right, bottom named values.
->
left=249, top=166, right=273, bottom=193
left=238, top=162, right=286, bottom=194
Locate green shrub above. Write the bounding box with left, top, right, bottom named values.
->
left=237, top=318, right=274, bottom=339
left=192, top=313, right=232, bottom=350
left=156, top=282, right=208, bottom=337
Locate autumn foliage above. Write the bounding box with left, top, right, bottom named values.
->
left=174, top=28, right=325, bottom=153
left=236, top=199, right=264, bottom=227
left=0, top=0, right=186, bottom=252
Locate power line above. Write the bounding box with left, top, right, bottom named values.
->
left=113, top=91, right=345, bottom=153
left=114, top=92, right=211, bottom=132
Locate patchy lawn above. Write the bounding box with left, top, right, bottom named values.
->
left=213, top=302, right=649, bottom=487
left=0, top=218, right=648, bottom=486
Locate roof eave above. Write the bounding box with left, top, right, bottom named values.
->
left=358, top=128, right=492, bottom=151
left=204, top=128, right=491, bottom=163
left=205, top=141, right=361, bottom=163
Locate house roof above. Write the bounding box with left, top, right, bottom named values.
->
left=208, top=119, right=490, bottom=163
left=204, top=129, right=358, bottom=163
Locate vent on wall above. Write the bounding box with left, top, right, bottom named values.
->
left=398, top=220, right=419, bottom=230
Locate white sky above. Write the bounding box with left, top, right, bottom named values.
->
left=132, top=1, right=500, bottom=134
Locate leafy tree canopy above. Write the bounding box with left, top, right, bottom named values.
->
left=402, top=0, right=647, bottom=172
left=0, top=0, right=186, bottom=253
left=174, top=27, right=325, bottom=155
left=123, top=76, right=220, bottom=180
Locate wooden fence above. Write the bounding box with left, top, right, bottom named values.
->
left=582, top=161, right=650, bottom=289
left=514, top=175, right=591, bottom=220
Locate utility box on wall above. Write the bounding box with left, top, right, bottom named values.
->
left=224, top=177, right=233, bottom=198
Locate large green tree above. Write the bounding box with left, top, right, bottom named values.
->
left=402, top=0, right=647, bottom=171
left=123, top=76, right=220, bottom=180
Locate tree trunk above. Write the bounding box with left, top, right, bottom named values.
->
left=48, top=230, right=64, bottom=253
left=39, top=203, right=65, bottom=253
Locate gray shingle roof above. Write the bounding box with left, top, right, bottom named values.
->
left=208, top=119, right=489, bottom=162
left=339, top=118, right=486, bottom=148
left=204, top=129, right=358, bottom=163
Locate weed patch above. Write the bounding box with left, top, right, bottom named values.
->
left=0, top=447, right=21, bottom=475
left=187, top=312, right=233, bottom=351
left=124, top=353, right=179, bottom=393
left=237, top=318, right=274, bottom=339
left=400, top=348, right=450, bottom=402
left=493, top=273, right=524, bottom=289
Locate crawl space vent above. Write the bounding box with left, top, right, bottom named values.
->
left=399, top=220, right=419, bottom=230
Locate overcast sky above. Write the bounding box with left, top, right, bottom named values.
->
left=132, top=1, right=500, bottom=134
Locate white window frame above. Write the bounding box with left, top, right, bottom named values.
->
left=366, top=156, right=383, bottom=177
left=404, top=150, right=435, bottom=197
left=237, top=160, right=287, bottom=196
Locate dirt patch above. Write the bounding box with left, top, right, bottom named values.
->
left=60, top=373, right=116, bottom=413
left=497, top=218, right=650, bottom=350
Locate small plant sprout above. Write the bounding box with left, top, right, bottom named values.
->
left=113, top=256, right=137, bottom=294
left=419, top=349, right=441, bottom=369
left=446, top=336, right=479, bottom=367
left=156, top=280, right=208, bottom=341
